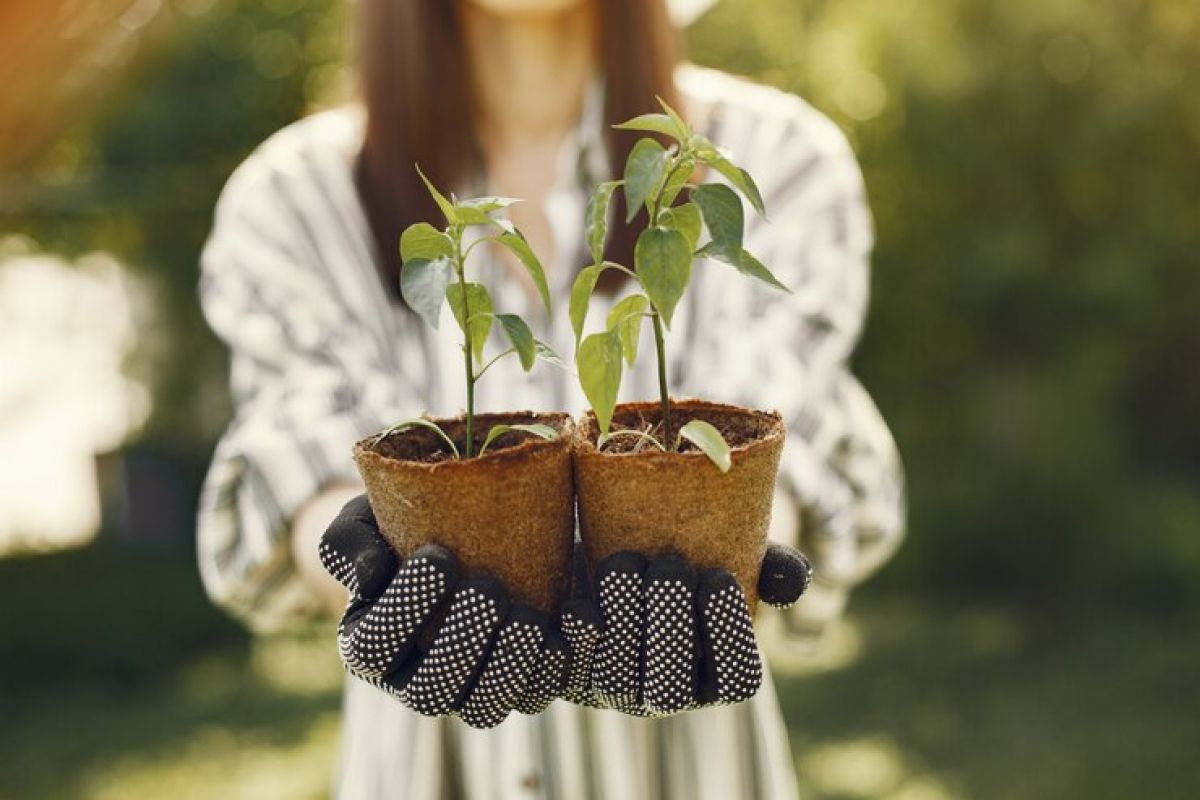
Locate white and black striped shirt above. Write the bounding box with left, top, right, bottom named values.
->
left=197, top=65, right=905, bottom=800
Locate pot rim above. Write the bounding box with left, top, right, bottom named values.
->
left=355, top=410, right=574, bottom=474
left=573, top=398, right=784, bottom=463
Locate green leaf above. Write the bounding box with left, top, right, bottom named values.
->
left=578, top=330, right=623, bottom=436
left=692, top=139, right=767, bottom=218
left=495, top=231, right=552, bottom=315
left=623, top=138, right=669, bottom=223
left=374, top=418, right=460, bottom=459
left=400, top=222, right=454, bottom=262
left=570, top=264, right=603, bottom=349
left=692, top=183, right=744, bottom=262
left=535, top=340, right=569, bottom=370
left=453, top=205, right=498, bottom=226
left=445, top=282, right=493, bottom=363
left=606, top=294, right=649, bottom=367
left=585, top=180, right=621, bottom=265
left=496, top=313, right=536, bottom=371
left=659, top=202, right=702, bottom=251
left=678, top=419, right=732, bottom=473
left=698, top=244, right=792, bottom=294
left=416, top=164, right=456, bottom=224
left=400, top=257, right=454, bottom=330
left=478, top=423, right=557, bottom=455
left=660, top=155, right=695, bottom=208
left=634, top=226, right=692, bottom=328
left=457, top=196, right=520, bottom=213
left=656, top=96, right=692, bottom=140
left=613, top=113, right=681, bottom=141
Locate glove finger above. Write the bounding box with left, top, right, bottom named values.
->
left=642, top=554, right=699, bottom=716
left=319, top=494, right=397, bottom=600
left=400, top=575, right=510, bottom=717
left=757, top=543, right=813, bottom=609
left=590, top=551, right=648, bottom=710
left=514, top=629, right=570, bottom=716
left=458, top=605, right=547, bottom=729
left=338, top=544, right=459, bottom=678
left=560, top=596, right=604, bottom=706
left=696, top=569, right=762, bottom=706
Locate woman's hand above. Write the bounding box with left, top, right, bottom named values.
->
left=318, top=495, right=569, bottom=729
left=560, top=544, right=812, bottom=716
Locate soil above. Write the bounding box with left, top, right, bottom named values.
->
left=582, top=401, right=778, bottom=455
left=373, top=411, right=570, bottom=463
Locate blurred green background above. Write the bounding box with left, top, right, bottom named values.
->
left=1, top=0, right=1197, bottom=797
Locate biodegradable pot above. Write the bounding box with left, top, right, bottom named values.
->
left=573, top=399, right=785, bottom=614
left=353, top=411, right=575, bottom=615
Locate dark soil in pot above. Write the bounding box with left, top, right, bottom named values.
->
left=573, top=400, right=785, bottom=614
left=354, top=411, right=575, bottom=615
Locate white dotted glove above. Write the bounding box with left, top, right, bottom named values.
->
left=560, top=543, right=812, bottom=717
left=319, top=495, right=569, bottom=728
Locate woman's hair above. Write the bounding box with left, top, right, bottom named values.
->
left=355, top=0, right=680, bottom=297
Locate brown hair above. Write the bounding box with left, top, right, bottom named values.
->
left=355, top=0, right=680, bottom=299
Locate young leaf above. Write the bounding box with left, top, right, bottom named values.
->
left=578, top=330, right=623, bottom=436
left=535, top=340, right=569, bottom=370
left=623, top=138, right=669, bottom=223
left=606, top=294, right=649, bottom=366
left=634, top=226, right=692, bottom=328
left=659, top=202, right=702, bottom=251
left=478, top=423, right=557, bottom=455
left=613, top=113, right=681, bottom=141
left=659, top=155, right=696, bottom=209
left=691, top=140, right=767, bottom=218
left=400, top=222, right=453, bottom=262
left=585, top=180, right=621, bottom=265
left=497, top=313, right=536, bottom=371
left=495, top=231, right=552, bottom=315
left=678, top=419, right=732, bottom=473
left=453, top=205, right=498, bottom=226
left=692, top=183, right=744, bottom=262
left=416, top=164, right=456, bottom=224
left=697, top=244, right=792, bottom=294
left=655, top=96, right=692, bottom=141
left=446, top=282, right=493, bottom=363
left=457, top=196, right=520, bottom=213
left=374, top=418, right=460, bottom=459
left=400, top=257, right=454, bottom=330
left=569, top=264, right=603, bottom=349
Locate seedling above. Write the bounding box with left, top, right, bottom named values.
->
left=375, top=166, right=564, bottom=458
left=571, top=99, right=790, bottom=471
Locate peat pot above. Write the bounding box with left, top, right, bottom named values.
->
left=573, top=399, right=785, bottom=614
left=353, top=411, right=575, bottom=615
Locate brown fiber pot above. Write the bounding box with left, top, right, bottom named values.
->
left=573, top=399, right=785, bottom=614
left=353, top=411, right=575, bottom=615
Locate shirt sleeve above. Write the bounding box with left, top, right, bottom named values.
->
left=687, top=94, right=907, bottom=645
left=195, top=146, right=413, bottom=632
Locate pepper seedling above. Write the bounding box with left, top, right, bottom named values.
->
left=375, top=166, right=564, bottom=458
left=571, top=99, right=791, bottom=471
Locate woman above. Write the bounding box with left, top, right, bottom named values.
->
left=196, top=0, right=905, bottom=797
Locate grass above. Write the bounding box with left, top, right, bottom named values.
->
left=1, top=545, right=1196, bottom=799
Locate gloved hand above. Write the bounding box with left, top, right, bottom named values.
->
left=318, top=494, right=570, bottom=729
left=560, top=543, right=812, bottom=716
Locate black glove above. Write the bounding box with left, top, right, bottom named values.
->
left=318, top=495, right=570, bottom=728
left=560, top=543, right=812, bottom=717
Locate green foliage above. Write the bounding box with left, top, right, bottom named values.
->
left=677, top=419, right=732, bottom=473
left=477, top=423, right=557, bottom=455
left=574, top=100, right=789, bottom=462
left=397, top=169, right=556, bottom=458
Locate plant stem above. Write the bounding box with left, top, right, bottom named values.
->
left=453, top=229, right=476, bottom=458
left=651, top=310, right=672, bottom=449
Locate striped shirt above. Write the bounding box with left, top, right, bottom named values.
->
left=197, top=64, right=905, bottom=800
